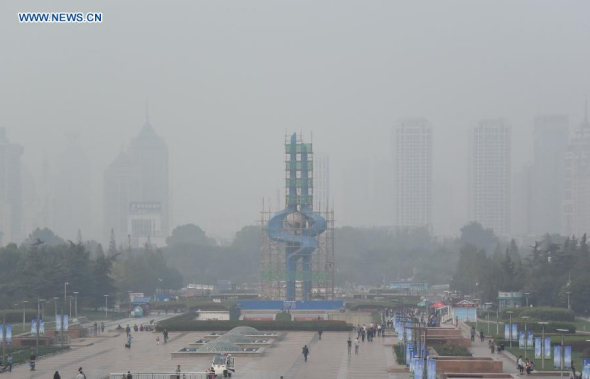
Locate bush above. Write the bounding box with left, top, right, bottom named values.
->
left=502, top=307, right=575, bottom=322
left=155, top=312, right=352, bottom=332
left=275, top=312, right=292, bottom=322
left=394, top=344, right=406, bottom=365
left=434, top=344, right=472, bottom=356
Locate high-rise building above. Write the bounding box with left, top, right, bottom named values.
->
left=469, top=119, right=511, bottom=236
left=0, top=128, right=24, bottom=244
left=563, top=109, right=590, bottom=236
left=103, top=119, right=169, bottom=247
left=52, top=135, right=93, bottom=240
left=391, top=118, right=432, bottom=229
left=313, top=153, right=330, bottom=212
left=532, top=115, right=569, bottom=235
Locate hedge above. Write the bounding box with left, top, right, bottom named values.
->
left=434, top=344, right=472, bottom=357
left=155, top=312, right=353, bottom=332
left=505, top=318, right=576, bottom=334
left=501, top=307, right=575, bottom=322
left=394, top=344, right=406, bottom=365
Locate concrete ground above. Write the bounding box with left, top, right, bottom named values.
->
left=2, top=328, right=400, bottom=379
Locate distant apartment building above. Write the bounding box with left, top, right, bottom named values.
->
left=313, top=153, right=330, bottom=212
left=391, top=118, right=432, bottom=229
left=563, top=111, right=590, bottom=236
left=0, top=128, right=24, bottom=244
left=469, top=119, right=511, bottom=236
left=532, top=115, right=569, bottom=235
left=104, top=120, right=169, bottom=247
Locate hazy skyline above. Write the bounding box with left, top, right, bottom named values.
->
left=1, top=1, right=590, bottom=241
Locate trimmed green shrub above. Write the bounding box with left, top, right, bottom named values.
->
left=155, top=312, right=352, bottom=332
left=434, top=344, right=472, bottom=357
left=275, top=312, right=292, bottom=322
left=394, top=344, right=406, bottom=365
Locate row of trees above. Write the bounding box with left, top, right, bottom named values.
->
left=451, top=227, right=590, bottom=315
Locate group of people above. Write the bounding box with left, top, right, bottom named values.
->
left=52, top=366, right=85, bottom=379
left=356, top=323, right=386, bottom=342
left=517, top=356, right=535, bottom=375
left=123, top=324, right=168, bottom=349
left=470, top=326, right=485, bottom=343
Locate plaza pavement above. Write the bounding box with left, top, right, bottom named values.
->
left=2, top=328, right=400, bottom=379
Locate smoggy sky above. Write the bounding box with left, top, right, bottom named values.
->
left=1, top=1, right=589, bottom=242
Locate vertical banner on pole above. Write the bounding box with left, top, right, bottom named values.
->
left=519, top=331, right=525, bottom=349
left=415, top=358, right=424, bottom=379
left=581, top=358, right=590, bottom=379
left=544, top=338, right=552, bottom=358
left=535, top=337, right=542, bottom=358
left=406, top=342, right=413, bottom=366
left=554, top=346, right=561, bottom=369
left=565, top=346, right=572, bottom=369
left=39, top=319, right=45, bottom=335
left=0, top=324, right=3, bottom=344
left=55, top=315, right=61, bottom=331
left=31, top=319, right=37, bottom=335
left=5, top=325, right=12, bottom=345
left=512, top=325, right=518, bottom=341
left=406, top=327, right=412, bottom=342
left=63, top=315, right=69, bottom=331
left=527, top=331, right=534, bottom=349
left=427, top=358, right=437, bottom=379
left=505, top=324, right=510, bottom=341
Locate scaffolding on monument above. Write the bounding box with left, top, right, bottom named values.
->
left=259, top=133, right=335, bottom=300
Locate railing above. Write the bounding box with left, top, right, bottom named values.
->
left=110, top=373, right=210, bottom=379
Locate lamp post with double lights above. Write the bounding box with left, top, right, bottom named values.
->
left=73, top=292, right=79, bottom=319
left=522, top=316, right=530, bottom=359
left=21, top=300, right=28, bottom=331
left=484, top=302, right=492, bottom=336
left=507, top=311, right=514, bottom=348
left=538, top=322, right=549, bottom=369
left=556, top=328, right=569, bottom=379
left=104, top=295, right=109, bottom=319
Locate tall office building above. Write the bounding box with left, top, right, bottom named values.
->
left=532, top=115, right=569, bottom=235
left=104, top=120, right=169, bottom=247
left=391, top=118, right=432, bottom=229
left=0, top=128, right=24, bottom=244
left=469, top=119, right=511, bottom=236
left=313, top=153, right=330, bottom=212
left=563, top=109, right=590, bottom=236
left=52, top=135, right=93, bottom=240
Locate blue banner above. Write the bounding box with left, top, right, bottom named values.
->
left=545, top=337, right=552, bottom=358
left=565, top=346, right=572, bottom=369
left=410, top=356, right=416, bottom=373
left=31, top=319, right=36, bottom=335
left=406, top=342, right=413, bottom=366
left=0, top=325, right=3, bottom=343
left=582, top=358, right=590, bottom=379
left=63, top=315, right=68, bottom=331
left=535, top=337, right=541, bottom=358
left=554, top=346, right=562, bottom=369
left=427, top=358, right=437, bottom=379
left=512, top=324, right=518, bottom=341
left=5, top=325, right=11, bottom=345
left=519, top=331, right=525, bottom=349
left=406, top=327, right=412, bottom=342
left=415, top=358, right=424, bottom=379
left=527, top=330, right=534, bottom=349
left=505, top=324, right=510, bottom=340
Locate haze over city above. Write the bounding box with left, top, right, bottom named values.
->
left=1, top=1, right=590, bottom=244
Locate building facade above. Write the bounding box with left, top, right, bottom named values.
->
left=563, top=111, right=590, bottom=236
left=0, top=128, right=23, bottom=244
left=532, top=115, right=569, bottom=235
left=391, top=118, right=432, bottom=229
left=103, top=121, right=169, bottom=247
left=469, top=119, right=511, bottom=236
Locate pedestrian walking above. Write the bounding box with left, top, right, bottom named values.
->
left=3, top=354, right=13, bottom=372
left=302, top=345, right=309, bottom=362
left=354, top=338, right=359, bottom=355
left=517, top=356, right=524, bottom=375
left=126, top=371, right=133, bottom=379
left=54, top=371, right=61, bottom=379
left=480, top=329, right=484, bottom=343
left=318, top=328, right=323, bottom=340
left=176, top=365, right=181, bottom=379
left=126, top=324, right=131, bottom=337
left=76, top=367, right=86, bottom=379
left=163, top=328, right=169, bottom=344
left=156, top=336, right=160, bottom=345
left=101, top=322, right=105, bottom=333
left=347, top=338, right=352, bottom=355
left=29, top=350, right=36, bottom=371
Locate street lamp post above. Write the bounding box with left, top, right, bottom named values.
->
left=104, top=295, right=109, bottom=319
left=35, top=298, right=45, bottom=356
left=485, top=303, right=492, bottom=336
left=556, top=328, right=569, bottom=379
left=524, top=293, right=530, bottom=307
left=22, top=300, right=28, bottom=332
left=62, top=282, right=68, bottom=347
left=73, top=292, right=79, bottom=319
left=69, top=296, right=73, bottom=319
left=522, top=316, right=529, bottom=359
left=538, top=322, right=549, bottom=370
left=474, top=298, right=480, bottom=330
left=507, top=311, right=514, bottom=348
left=52, top=297, right=59, bottom=330
left=566, top=292, right=571, bottom=310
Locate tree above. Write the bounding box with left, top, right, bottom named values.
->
left=459, top=222, right=497, bottom=252
left=166, top=224, right=216, bottom=247
left=108, top=229, right=117, bottom=256
left=23, top=228, right=65, bottom=247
